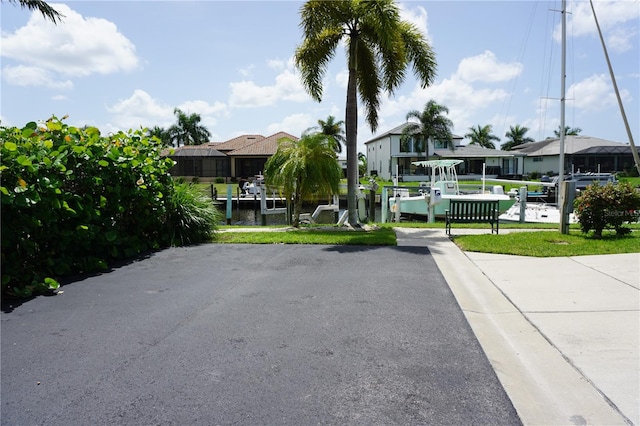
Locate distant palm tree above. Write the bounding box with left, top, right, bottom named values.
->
left=264, top=133, right=342, bottom=227
left=167, top=108, right=211, bottom=147
left=313, top=115, right=345, bottom=154
left=358, top=152, right=367, bottom=177
left=465, top=124, right=500, bottom=149
left=147, top=126, right=172, bottom=146
left=501, top=124, right=534, bottom=151
left=401, top=100, right=454, bottom=161
left=4, top=0, right=63, bottom=23
left=295, top=0, right=436, bottom=225
left=554, top=125, right=582, bottom=137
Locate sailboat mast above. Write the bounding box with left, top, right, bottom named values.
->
left=558, top=0, right=569, bottom=234
left=558, top=0, right=566, bottom=184
left=589, top=0, right=640, bottom=175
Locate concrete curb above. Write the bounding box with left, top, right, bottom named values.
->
left=394, top=228, right=631, bottom=425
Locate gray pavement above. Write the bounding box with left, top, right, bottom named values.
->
left=2, top=228, right=638, bottom=425
left=397, top=227, right=640, bottom=426
left=2, top=241, right=519, bottom=425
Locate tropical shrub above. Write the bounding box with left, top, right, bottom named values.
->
left=167, top=182, right=220, bottom=246
left=574, top=182, right=640, bottom=238
left=1, top=117, right=178, bottom=297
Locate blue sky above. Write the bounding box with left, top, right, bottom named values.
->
left=1, top=0, right=638, bottom=153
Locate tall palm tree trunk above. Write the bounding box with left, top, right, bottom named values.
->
left=345, top=43, right=359, bottom=225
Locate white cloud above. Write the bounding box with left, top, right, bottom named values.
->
left=267, top=59, right=286, bottom=71
left=558, top=1, right=639, bottom=53
left=2, top=65, right=73, bottom=89
left=266, top=113, right=313, bottom=137
left=106, top=90, right=229, bottom=134
left=398, top=3, right=431, bottom=42
left=0, top=3, right=139, bottom=79
left=239, top=64, right=255, bottom=77
left=335, top=70, right=349, bottom=89
left=229, top=69, right=308, bottom=108
left=106, top=89, right=175, bottom=130
left=569, top=73, right=630, bottom=112
left=455, top=51, right=523, bottom=83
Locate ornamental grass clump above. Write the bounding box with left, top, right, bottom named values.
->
left=574, top=182, right=640, bottom=238
left=167, top=181, right=221, bottom=246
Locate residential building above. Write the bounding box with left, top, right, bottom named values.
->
left=512, top=135, right=637, bottom=175
left=165, top=132, right=298, bottom=181
left=364, top=123, right=523, bottom=181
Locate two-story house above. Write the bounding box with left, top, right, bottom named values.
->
left=364, top=123, right=524, bottom=181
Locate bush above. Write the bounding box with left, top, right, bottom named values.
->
left=167, top=182, right=220, bottom=246
left=1, top=117, right=178, bottom=297
left=574, top=182, right=640, bottom=238
left=215, top=177, right=225, bottom=184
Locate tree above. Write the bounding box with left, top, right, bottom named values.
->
left=401, top=100, right=454, bottom=160
left=295, top=0, right=436, bottom=225
left=147, top=126, right=172, bottom=147
left=501, top=124, right=534, bottom=151
left=313, top=115, right=345, bottom=154
left=167, top=108, right=211, bottom=147
left=358, top=152, right=367, bottom=177
left=264, top=133, right=342, bottom=227
left=465, top=124, right=500, bottom=149
left=4, top=0, right=63, bottom=23
left=554, top=125, right=582, bottom=137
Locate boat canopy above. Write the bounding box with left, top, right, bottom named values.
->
left=411, top=159, right=463, bottom=168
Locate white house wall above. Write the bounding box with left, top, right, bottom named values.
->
left=366, top=136, right=392, bottom=180
left=523, top=156, right=559, bottom=176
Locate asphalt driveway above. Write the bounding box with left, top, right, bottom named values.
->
left=2, top=241, right=520, bottom=425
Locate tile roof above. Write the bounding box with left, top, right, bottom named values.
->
left=228, top=131, right=299, bottom=156
left=512, top=135, right=625, bottom=155
left=210, top=134, right=265, bottom=152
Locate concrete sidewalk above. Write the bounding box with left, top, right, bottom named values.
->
left=396, top=228, right=640, bottom=425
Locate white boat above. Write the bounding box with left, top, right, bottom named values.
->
left=388, top=159, right=514, bottom=220
left=499, top=200, right=577, bottom=224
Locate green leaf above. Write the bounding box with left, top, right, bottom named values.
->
left=44, top=277, right=60, bottom=290
left=98, top=160, right=109, bottom=167
left=0, top=186, right=9, bottom=196
left=16, top=155, right=32, bottom=166
left=44, top=140, right=54, bottom=149
left=4, top=141, right=17, bottom=151
left=105, top=231, right=118, bottom=242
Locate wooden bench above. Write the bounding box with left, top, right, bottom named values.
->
left=445, top=200, right=499, bottom=235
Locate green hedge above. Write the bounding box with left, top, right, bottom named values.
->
left=1, top=117, right=181, bottom=297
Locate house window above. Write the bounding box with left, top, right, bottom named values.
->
left=413, top=138, right=426, bottom=154
left=533, top=156, right=543, bottom=162
left=400, top=138, right=410, bottom=152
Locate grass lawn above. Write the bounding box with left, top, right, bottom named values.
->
left=215, top=222, right=639, bottom=257
left=452, top=229, right=640, bottom=257
left=215, top=226, right=397, bottom=246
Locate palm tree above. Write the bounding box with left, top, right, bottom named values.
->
left=147, top=126, right=172, bottom=146
left=264, top=133, right=342, bottom=227
left=313, top=115, right=345, bottom=154
left=295, top=0, right=436, bottom=225
left=554, top=125, right=582, bottom=137
left=167, top=108, right=211, bottom=147
left=401, top=100, right=454, bottom=161
left=358, top=152, right=367, bottom=177
left=501, top=124, right=534, bottom=151
left=4, top=0, right=63, bottom=23
left=465, top=124, right=500, bottom=149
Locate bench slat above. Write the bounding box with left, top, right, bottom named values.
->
left=445, top=200, right=499, bottom=235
